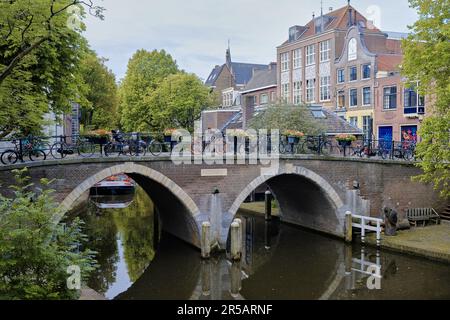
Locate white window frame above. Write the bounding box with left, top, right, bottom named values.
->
left=293, top=81, right=302, bottom=105
left=349, top=88, right=358, bottom=107
left=320, top=40, right=330, bottom=62
left=306, top=44, right=316, bottom=66
left=362, top=64, right=371, bottom=80
left=349, top=66, right=357, bottom=82
left=260, top=93, right=269, bottom=105
left=281, top=52, right=290, bottom=72
left=337, top=68, right=345, bottom=83
left=362, top=87, right=372, bottom=106
left=293, top=49, right=302, bottom=69
left=282, top=83, right=290, bottom=102
left=306, top=79, right=315, bottom=103
left=320, top=76, right=331, bottom=101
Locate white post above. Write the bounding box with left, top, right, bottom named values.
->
left=376, top=220, right=381, bottom=247
left=361, top=216, right=366, bottom=244
left=230, top=221, right=242, bottom=261
left=201, top=222, right=211, bottom=259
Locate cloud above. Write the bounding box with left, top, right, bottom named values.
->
left=83, top=0, right=417, bottom=81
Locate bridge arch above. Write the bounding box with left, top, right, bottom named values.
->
left=58, top=163, right=202, bottom=247
left=225, top=165, right=346, bottom=242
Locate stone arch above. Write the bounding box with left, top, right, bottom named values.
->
left=225, top=165, right=346, bottom=242
left=58, top=163, right=202, bottom=247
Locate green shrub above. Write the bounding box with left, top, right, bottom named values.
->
left=0, top=168, right=97, bottom=300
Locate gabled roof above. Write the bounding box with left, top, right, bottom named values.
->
left=280, top=5, right=382, bottom=46
left=242, top=67, right=277, bottom=93
left=205, top=65, right=224, bottom=87
left=320, top=109, right=363, bottom=135
left=231, top=62, right=269, bottom=86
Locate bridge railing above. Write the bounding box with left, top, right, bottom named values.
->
left=0, top=131, right=418, bottom=166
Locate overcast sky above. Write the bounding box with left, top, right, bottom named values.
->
left=83, top=0, right=418, bottom=82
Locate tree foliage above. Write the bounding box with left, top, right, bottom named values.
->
left=145, top=73, right=214, bottom=133
left=0, top=0, right=104, bottom=138
left=119, top=49, right=179, bottom=132
left=0, top=168, right=97, bottom=300
left=402, top=0, right=450, bottom=198
left=79, top=52, right=119, bottom=130
left=249, top=103, right=325, bottom=136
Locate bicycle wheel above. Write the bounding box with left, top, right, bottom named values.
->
left=51, top=142, right=67, bottom=159
left=78, top=141, right=95, bottom=158
left=149, top=141, right=162, bottom=156
left=130, top=142, right=147, bottom=156
left=380, top=149, right=390, bottom=160
left=104, top=143, right=121, bottom=157
left=404, top=149, right=414, bottom=161
left=29, top=149, right=46, bottom=162
left=320, top=141, right=333, bottom=156
left=1, top=150, right=19, bottom=165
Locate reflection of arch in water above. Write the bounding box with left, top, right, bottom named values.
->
left=226, top=166, right=346, bottom=244
left=59, top=163, right=202, bottom=247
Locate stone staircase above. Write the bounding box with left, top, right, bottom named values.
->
left=440, top=205, right=450, bottom=221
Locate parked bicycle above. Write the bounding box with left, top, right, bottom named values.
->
left=299, top=136, right=334, bottom=155
left=392, top=141, right=416, bottom=161
left=104, top=131, right=147, bottom=157
left=50, top=135, right=96, bottom=159
left=0, top=136, right=47, bottom=165
left=352, top=140, right=391, bottom=160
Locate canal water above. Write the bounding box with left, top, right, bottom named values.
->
left=70, top=186, right=450, bottom=300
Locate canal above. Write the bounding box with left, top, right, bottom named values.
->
left=69, top=186, right=450, bottom=300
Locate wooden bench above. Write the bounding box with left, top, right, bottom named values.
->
left=406, top=208, right=441, bottom=227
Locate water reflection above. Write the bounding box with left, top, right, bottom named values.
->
left=69, top=187, right=157, bottom=299
left=72, top=192, right=450, bottom=300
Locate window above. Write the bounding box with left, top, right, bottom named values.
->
left=337, top=69, right=345, bottom=83
left=223, top=92, right=233, bottom=107
left=349, top=66, right=357, bottom=81
left=363, top=116, right=372, bottom=140
left=281, top=52, right=290, bottom=72
left=404, top=87, right=425, bottom=114
left=349, top=88, right=358, bottom=107
left=337, top=90, right=345, bottom=108
left=306, top=79, right=315, bottom=102
left=348, top=38, right=357, bottom=61
left=282, top=83, right=290, bottom=102
left=349, top=117, right=358, bottom=128
left=293, top=49, right=302, bottom=69
left=271, top=91, right=276, bottom=102
left=260, top=93, right=269, bottom=105
left=293, top=81, right=302, bottom=105
left=320, top=40, right=330, bottom=62
left=362, top=87, right=371, bottom=106
left=320, top=76, right=331, bottom=101
left=383, top=86, right=397, bottom=109
left=362, top=64, right=371, bottom=79
left=401, top=125, right=418, bottom=142
left=306, top=44, right=315, bottom=66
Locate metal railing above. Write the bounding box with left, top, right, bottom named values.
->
left=0, top=132, right=419, bottom=166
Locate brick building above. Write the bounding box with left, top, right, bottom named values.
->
left=205, top=47, right=269, bottom=107
left=276, top=2, right=425, bottom=141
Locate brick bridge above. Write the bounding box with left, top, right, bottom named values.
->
left=0, top=156, right=445, bottom=249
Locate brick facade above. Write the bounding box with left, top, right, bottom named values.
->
left=0, top=158, right=445, bottom=248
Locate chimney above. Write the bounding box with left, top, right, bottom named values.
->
left=269, top=62, right=277, bottom=70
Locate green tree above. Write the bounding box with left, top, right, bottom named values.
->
left=249, top=103, right=325, bottom=135
left=146, top=73, right=214, bottom=133
left=119, top=49, right=179, bottom=132
left=0, top=0, right=104, bottom=85
left=402, top=0, right=450, bottom=198
left=0, top=0, right=103, bottom=138
left=79, top=52, right=119, bottom=130
left=0, top=168, right=97, bottom=300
